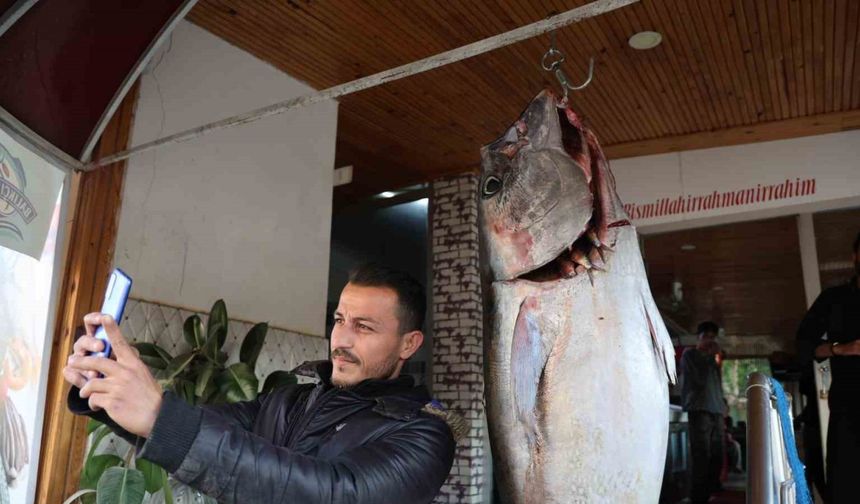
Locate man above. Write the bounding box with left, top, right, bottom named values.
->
left=63, top=264, right=457, bottom=503
left=680, top=321, right=725, bottom=504
left=797, top=231, right=860, bottom=504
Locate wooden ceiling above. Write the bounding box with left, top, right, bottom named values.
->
left=642, top=215, right=808, bottom=355
left=814, top=207, right=860, bottom=290
left=187, top=0, right=860, bottom=203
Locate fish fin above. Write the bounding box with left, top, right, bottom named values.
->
left=642, top=295, right=677, bottom=384
left=511, top=296, right=552, bottom=449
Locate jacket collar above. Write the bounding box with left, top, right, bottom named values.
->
left=291, top=360, right=460, bottom=428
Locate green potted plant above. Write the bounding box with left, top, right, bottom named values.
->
left=66, top=300, right=297, bottom=504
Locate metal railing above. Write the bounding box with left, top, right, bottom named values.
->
left=746, top=372, right=803, bottom=504
left=747, top=372, right=775, bottom=504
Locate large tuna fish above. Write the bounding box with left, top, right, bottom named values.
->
left=479, top=90, right=676, bottom=503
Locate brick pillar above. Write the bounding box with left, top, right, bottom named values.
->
left=430, top=174, right=485, bottom=504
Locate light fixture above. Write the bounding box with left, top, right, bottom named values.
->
left=379, top=191, right=396, bottom=199
left=628, top=31, right=663, bottom=50
left=680, top=244, right=696, bottom=251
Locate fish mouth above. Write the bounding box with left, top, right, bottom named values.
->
left=513, top=216, right=629, bottom=284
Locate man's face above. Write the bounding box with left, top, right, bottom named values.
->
left=698, top=330, right=719, bottom=354
left=700, top=331, right=717, bottom=343
left=329, top=283, right=422, bottom=388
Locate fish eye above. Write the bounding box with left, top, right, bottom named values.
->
left=482, top=175, right=502, bottom=198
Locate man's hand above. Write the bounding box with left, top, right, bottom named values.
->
left=62, top=313, right=163, bottom=437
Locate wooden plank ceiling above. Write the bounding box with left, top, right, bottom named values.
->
left=187, top=0, right=860, bottom=204
left=642, top=215, right=808, bottom=355
left=814, top=207, right=860, bottom=290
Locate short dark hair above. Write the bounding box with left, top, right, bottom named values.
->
left=697, top=321, right=719, bottom=336
left=348, top=263, right=426, bottom=333
left=853, top=231, right=860, bottom=254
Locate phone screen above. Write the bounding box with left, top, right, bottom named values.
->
left=91, top=268, right=133, bottom=358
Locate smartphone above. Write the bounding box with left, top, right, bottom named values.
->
left=90, top=268, right=133, bottom=358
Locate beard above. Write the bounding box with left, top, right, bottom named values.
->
left=330, top=349, right=402, bottom=388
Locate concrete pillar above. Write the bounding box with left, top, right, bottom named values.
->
left=797, top=213, right=822, bottom=307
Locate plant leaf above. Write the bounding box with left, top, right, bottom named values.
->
left=162, top=351, right=197, bottom=382
left=87, top=425, right=112, bottom=461
left=133, top=342, right=173, bottom=370
left=62, top=489, right=97, bottom=504
left=80, top=454, right=123, bottom=490
left=161, top=467, right=173, bottom=504
left=201, top=328, right=222, bottom=362
left=194, top=362, right=217, bottom=398
left=240, top=322, right=268, bottom=371
left=261, top=371, right=298, bottom=395
left=174, top=378, right=197, bottom=405
left=207, top=299, right=229, bottom=350
left=216, top=362, right=259, bottom=403
left=86, top=418, right=103, bottom=435
left=96, top=466, right=146, bottom=504
left=183, top=315, right=204, bottom=349
left=134, top=458, right=163, bottom=494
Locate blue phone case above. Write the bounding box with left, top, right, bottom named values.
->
left=92, top=268, right=132, bottom=359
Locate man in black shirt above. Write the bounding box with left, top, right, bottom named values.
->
left=797, top=231, right=860, bottom=504
left=680, top=321, right=725, bottom=504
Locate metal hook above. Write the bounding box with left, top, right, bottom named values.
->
left=559, top=57, right=595, bottom=93
left=541, top=31, right=595, bottom=100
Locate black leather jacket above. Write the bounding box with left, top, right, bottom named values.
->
left=69, top=361, right=455, bottom=503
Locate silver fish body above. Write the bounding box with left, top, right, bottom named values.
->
left=479, top=90, right=676, bottom=504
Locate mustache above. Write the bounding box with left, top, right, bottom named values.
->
left=331, top=348, right=360, bottom=364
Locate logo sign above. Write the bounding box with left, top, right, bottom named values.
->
left=0, top=128, right=65, bottom=259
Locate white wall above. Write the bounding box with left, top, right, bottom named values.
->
left=611, top=130, right=860, bottom=234
left=115, top=21, right=337, bottom=336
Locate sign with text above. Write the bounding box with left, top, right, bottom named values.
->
left=0, top=128, right=65, bottom=259
left=611, top=131, right=860, bottom=227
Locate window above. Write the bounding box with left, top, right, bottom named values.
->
left=722, top=357, right=772, bottom=424
left=0, top=190, right=65, bottom=502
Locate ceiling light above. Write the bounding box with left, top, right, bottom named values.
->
left=379, top=191, right=396, bottom=198
left=628, top=31, right=663, bottom=50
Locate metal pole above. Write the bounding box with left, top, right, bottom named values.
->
left=747, top=372, right=774, bottom=504
left=83, top=0, right=638, bottom=170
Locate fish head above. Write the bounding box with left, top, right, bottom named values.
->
left=478, top=89, right=627, bottom=283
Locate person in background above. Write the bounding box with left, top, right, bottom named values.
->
left=796, top=231, right=860, bottom=504
left=724, top=414, right=742, bottom=474
left=680, top=321, right=725, bottom=504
